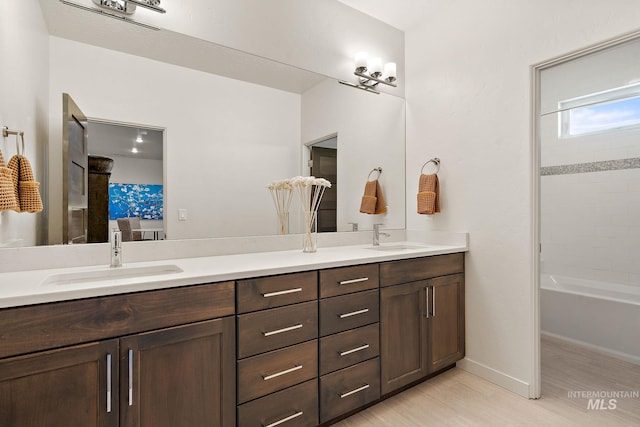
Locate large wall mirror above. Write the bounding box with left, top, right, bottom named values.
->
left=8, top=1, right=406, bottom=247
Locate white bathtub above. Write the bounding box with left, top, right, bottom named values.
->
left=540, top=274, right=640, bottom=364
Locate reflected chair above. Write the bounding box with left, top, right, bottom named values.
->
left=116, top=217, right=143, bottom=241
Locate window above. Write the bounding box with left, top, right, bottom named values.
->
left=559, top=82, right=640, bottom=138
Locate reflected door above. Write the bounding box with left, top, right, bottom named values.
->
left=310, top=146, right=337, bottom=232
left=63, top=93, right=89, bottom=244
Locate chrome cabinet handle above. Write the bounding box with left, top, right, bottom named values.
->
left=340, top=384, right=370, bottom=399
left=263, top=324, right=303, bottom=337
left=262, top=288, right=303, bottom=298
left=263, top=365, right=303, bottom=381
left=339, top=344, right=370, bottom=357
left=339, top=308, right=369, bottom=319
left=425, top=286, right=430, bottom=318
left=339, top=277, right=369, bottom=285
left=263, top=411, right=304, bottom=427
left=106, top=353, right=112, bottom=413
left=128, top=349, right=133, bottom=406
left=432, top=286, right=436, bottom=317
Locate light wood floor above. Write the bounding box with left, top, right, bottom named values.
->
left=335, top=336, right=640, bottom=426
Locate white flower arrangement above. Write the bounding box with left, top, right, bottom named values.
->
left=290, top=176, right=332, bottom=252
left=267, top=179, right=294, bottom=234
left=266, top=176, right=332, bottom=251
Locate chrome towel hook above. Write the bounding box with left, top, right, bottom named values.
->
left=2, top=126, right=25, bottom=155
left=367, top=167, right=382, bottom=181
left=421, top=158, right=440, bottom=174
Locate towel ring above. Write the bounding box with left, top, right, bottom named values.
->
left=367, top=167, right=382, bottom=181
left=421, top=158, right=440, bottom=174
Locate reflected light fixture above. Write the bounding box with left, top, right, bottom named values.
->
left=131, top=147, right=139, bottom=154
left=91, top=0, right=166, bottom=14
left=135, top=135, right=143, bottom=143
left=340, top=52, right=398, bottom=94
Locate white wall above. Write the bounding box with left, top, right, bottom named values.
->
left=301, top=78, right=406, bottom=232
left=405, top=0, right=640, bottom=397
left=0, top=0, right=49, bottom=247
left=49, top=36, right=301, bottom=242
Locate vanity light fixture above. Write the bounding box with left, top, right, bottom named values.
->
left=61, top=1, right=162, bottom=30
left=90, top=0, right=166, bottom=14
left=340, top=52, right=398, bottom=94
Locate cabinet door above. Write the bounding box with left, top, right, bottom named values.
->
left=428, top=274, right=465, bottom=372
left=0, top=340, right=118, bottom=427
left=120, top=317, right=235, bottom=427
left=380, top=281, right=429, bottom=395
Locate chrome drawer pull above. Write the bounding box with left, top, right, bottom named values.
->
left=262, top=288, right=303, bottom=298
left=340, top=384, right=370, bottom=399
left=339, top=277, right=369, bottom=285
left=339, top=344, right=370, bottom=357
left=263, top=324, right=303, bottom=337
left=128, top=349, right=133, bottom=406
left=263, top=365, right=303, bottom=381
left=339, top=308, right=369, bottom=319
left=106, top=353, right=112, bottom=413
left=263, top=411, right=304, bottom=427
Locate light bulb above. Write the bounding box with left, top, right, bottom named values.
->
left=368, top=57, right=383, bottom=77
left=384, top=62, right=397, bottom=83
left=355, top=52, right=368, bottom=73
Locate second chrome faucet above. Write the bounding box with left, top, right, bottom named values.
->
left=373, top=224, right=390, bottom=246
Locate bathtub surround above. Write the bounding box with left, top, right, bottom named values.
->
left=541, top=157, right=640, bottom=176
left=541, top=274, right=640, bottom=365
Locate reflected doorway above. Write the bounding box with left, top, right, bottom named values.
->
left=309, top=136, right=337, bottom=232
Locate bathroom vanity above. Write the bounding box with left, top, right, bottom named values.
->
left=0, top=244, right=465, bottom=427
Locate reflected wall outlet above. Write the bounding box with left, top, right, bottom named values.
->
left=178, top=209, right=187, bottom=221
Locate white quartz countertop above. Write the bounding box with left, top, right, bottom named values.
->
left=0, top=241, right=466, bottom=309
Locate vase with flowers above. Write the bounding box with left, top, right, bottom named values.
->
left=290, top=176, right=332, bottom=252
left=267, top=178, right=294, bottom=234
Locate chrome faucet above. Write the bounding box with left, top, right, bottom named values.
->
left=373, top=224, right=390, bottom=246
left=111, top=229, right=122, bottom=268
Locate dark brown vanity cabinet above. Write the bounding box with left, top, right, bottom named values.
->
left=318, top=264, right=381, bottom=423
left=379, top=254, right=465, bottom=396
left=236, top=272, right=320, bottom=427
left=0, top=282, right=236, bottom=427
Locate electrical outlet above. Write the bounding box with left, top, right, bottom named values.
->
left=178, top=209, right=187, bottom=221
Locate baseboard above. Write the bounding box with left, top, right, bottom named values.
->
left=457, top=358, right=532, bottom=398
left=541, top=331, right=640, bottom=365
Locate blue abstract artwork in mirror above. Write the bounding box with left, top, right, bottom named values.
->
left=109, top=183, right=164, bottom=220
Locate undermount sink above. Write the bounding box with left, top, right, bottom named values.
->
left=41, top=264, right=184, bottom=286
left=366, top=244, right=429, bottom=251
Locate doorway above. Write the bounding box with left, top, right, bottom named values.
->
left=309, top=136, right=337, bottom=232
left=534, top=31, right=640, bottom=399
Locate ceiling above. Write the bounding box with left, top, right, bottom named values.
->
left=88, top=121, right=163, bottom=161
left=336, top=0, right=432, bottom=32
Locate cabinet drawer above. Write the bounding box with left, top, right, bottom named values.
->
left=320, top=290, right=379, bottom=337
left=0, top=281, right=235, bottom=359
left=320, top=264, right=379, bottom=298
left=320, top=357, right=381, bottom=423
left=238, top=301, right=318, bottom=359
left=237, top=271, right=317, bottom=314
left=238, top=340, right=318, bottom=404
left=320, top=323, right=379, bottom=376
left=379, top=253, right=464, bottom=287
left=238, top=379, right=318, bottom=427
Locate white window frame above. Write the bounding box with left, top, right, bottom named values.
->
left=558, top=82, right=640, bottom=138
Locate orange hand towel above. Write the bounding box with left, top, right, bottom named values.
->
left=359, top=179, right=387, bottom=215
left=417, top=173, right=440, bottom=215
